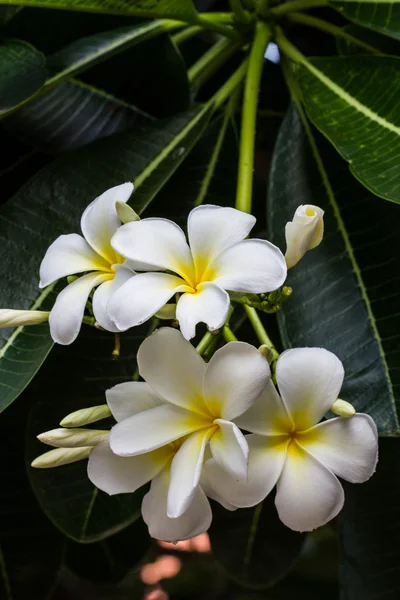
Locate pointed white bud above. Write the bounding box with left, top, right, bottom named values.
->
left=0, top=309, right=50, bottom=328
left=258, top=344, right=274, bottom=364
left=37, top=428, right=108, bottom=448
left=285, top=205, right=324, bottom=269
left=60, top=404, right=111, bottom=427
left=116, top=201, right=140, bottom=224
left=155, top=304, right=176, bottom=320
left=31, top=446, right=92, bottom=469
left=331, top=399, right=356, bottom=418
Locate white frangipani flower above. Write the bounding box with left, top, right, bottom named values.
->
left=108, top=205, right=287, bottom=339
left=107, top=328, right=270, bottom=522
left=285, top=204, right=324, bottom=269
left=205, top=347, right=378, bottom=532
left=39, top=183, right=136, bottom=345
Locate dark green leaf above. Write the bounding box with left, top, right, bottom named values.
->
left=0, top=39, right=47, bottom=114
left=0, top=0, right=198, bottom=20
left=331, top=1, right=400, bottom=41
left=0, top=5, right=22, bottom=24
left=268, top=103, right=400, bottom=435
left=339, top=438, right=400, bottom=600
left=0, top=394, right=64, bottom=599
left=26, top=325, right=150, bottom=543
left=3, top=80, right=153, bottom=153
left=0, top=103, right=212, bottom=413
left=209, top=497, right=305, bottom=589
left=296, top=56, right=400, bottom=204
left=336, top=23, right=400, bottom=55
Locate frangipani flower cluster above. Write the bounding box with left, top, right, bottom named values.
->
left=33, top=328, right=378, bottom=541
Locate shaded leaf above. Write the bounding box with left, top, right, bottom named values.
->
left=26, top=324, right=150, bottom=543
left=268, top=103, right=400, bottom=435
left=209, top=496, right=305, bottom=589
left=3, top=80, right=153, bottom=153
left=296, top=55, right=400, bottom=204
left=0, top=103, right=212, bottom=413
left=336, top=23, right=400, bottom=55
left=339, top=438, right=400, bottom=600
left=0, top=0, right=198, bottom=20
left=331, top=1, right=400, bottom=41
left=0, top=39, right=47, bottom=114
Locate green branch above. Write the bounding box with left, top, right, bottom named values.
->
left=244, top=306, right=279, bottom=361
left=229, top=0, right=252, bottom=23
left=211, top=60, right=248, bottom=110
left=236, top=21, right=271, bottom=213
left=188, top=38, right=241, bottom=88
left=172, top=25, right=203, bottom=46
left=271, top=0, right=328, bottom=17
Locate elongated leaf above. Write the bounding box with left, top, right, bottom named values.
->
left=0, top=39, right=47, bottom=113
left=296, top=56, right=400, bottom=204
left=337, top=24, right=400, bottom=55
left=268, top=103, right=400, bottom=435
left=4, top=80, right=152, bottom=153
left=209, top=497, right=305, bottom=589
left=331, top=1, right=400, bottom=41
left=26, top=324, right=150, bottom=543
left=0, top=0, right=198, bottom=20
left=1, top=395, right=64, bottom=599
left=0, top=102, right=213, bottom=413
left=339, top=438, right=400, bottom=600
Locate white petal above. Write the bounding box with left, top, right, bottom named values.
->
left=210, top=420, right=248, bottom=480
left=137, top=327, right=209, bottom=416
left=285, top=205, right=324, bottom=269
left=142, top=468, right=212, bottom=541
left=205, top=434, right=287, bottom=508
left=210, top=239, right=287, bottom=293
left=176, top=282, right=230, bottom=340
left=203, top=341, right=270, bottom=420
left=81, top=182, right=133, bottom=264
left=106, top=381, right=164, bottom=422
left=200, top=470, right=238, bottom=511
left=187, top=205, right=255, bottom=277
left=87, top=438, right=169, bottom=495
left=235, top=380, right=293, bottom=435
left=39, top=233, right=110, bottom=288
left=167, top=429, right=213, bottom=518
left=276, top=348, right=344, bottom=430
left=49, top=272, right=109, bottom=345
left=109, top=403, right=207, bottom=457
left=111, top=218, right=194, bottom=280
left=107, top=272, right=188, bottom=331
left=298, top=414, right=378, bottom=484
left=92, top=265, right=134, bottom=332
left=275, top=442, right=344, bottom=532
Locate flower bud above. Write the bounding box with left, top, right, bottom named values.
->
left=285, top=205, right=324, bottom=269
left=116, top=201, right=139, bottom=224
left=331, top=399, right=356, bottom=418
left=60, top=404, right=111, bottom=427
left=37, top=428, right=108, bottom=448
left=258, top=344, right=274, bottom=364
left=0, top=309, right=50, bottom=328
left=155, top=304, right=176, bottom=320
left=31, top=446, right=92, bottom=469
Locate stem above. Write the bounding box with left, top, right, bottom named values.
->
left=195, top=89, right=239, bottom=206
left=244, top=305, right=279, bottom=360
left=222, top=325, right=238, bottom=342
left=172, top=25, right=203, bottom=46
left=211, top=60, right=248, bottom=110
left=196, top=14, right=240, bottom=40
left=271, top=0, right=328, bottom=17
left=288, top=13, right=382, bottom=55
left=112, top=333, right=121, bottom=359
left=188, top=38, right=240, bottom=88
left=236, top=21, right=271, bottom=213
left=203, top=334, right=220, bottom=360
left=196, top=331, right=216, bottom=355
left=275, top=26, right=307, bottom=64
left=229, top=0, right=252, bottom=23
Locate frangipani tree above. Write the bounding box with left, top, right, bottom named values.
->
left=0, top=1, right=398, bottom=598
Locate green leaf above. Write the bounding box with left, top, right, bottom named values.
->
left=0, top=0, right=198, bottom=20
left=336, top=24, right=400, bottom=55
left=0, top=39, right=47, bottom=114
left=0, top=102, right=213, bottom=413
left=3, top=80, right=152, bottom=153
left=296, top=56, right=400, bottom=204
left=339, top=438, right=400, bottom=600
left=331, top=1, right=400, bottom=41
left=0, top=395, right=65, bottom=599
left=209, top=498, right=304, bottom=589
left=268, top=103, right=400, bottom=436
left=25, top=325, right=150, bottom=543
